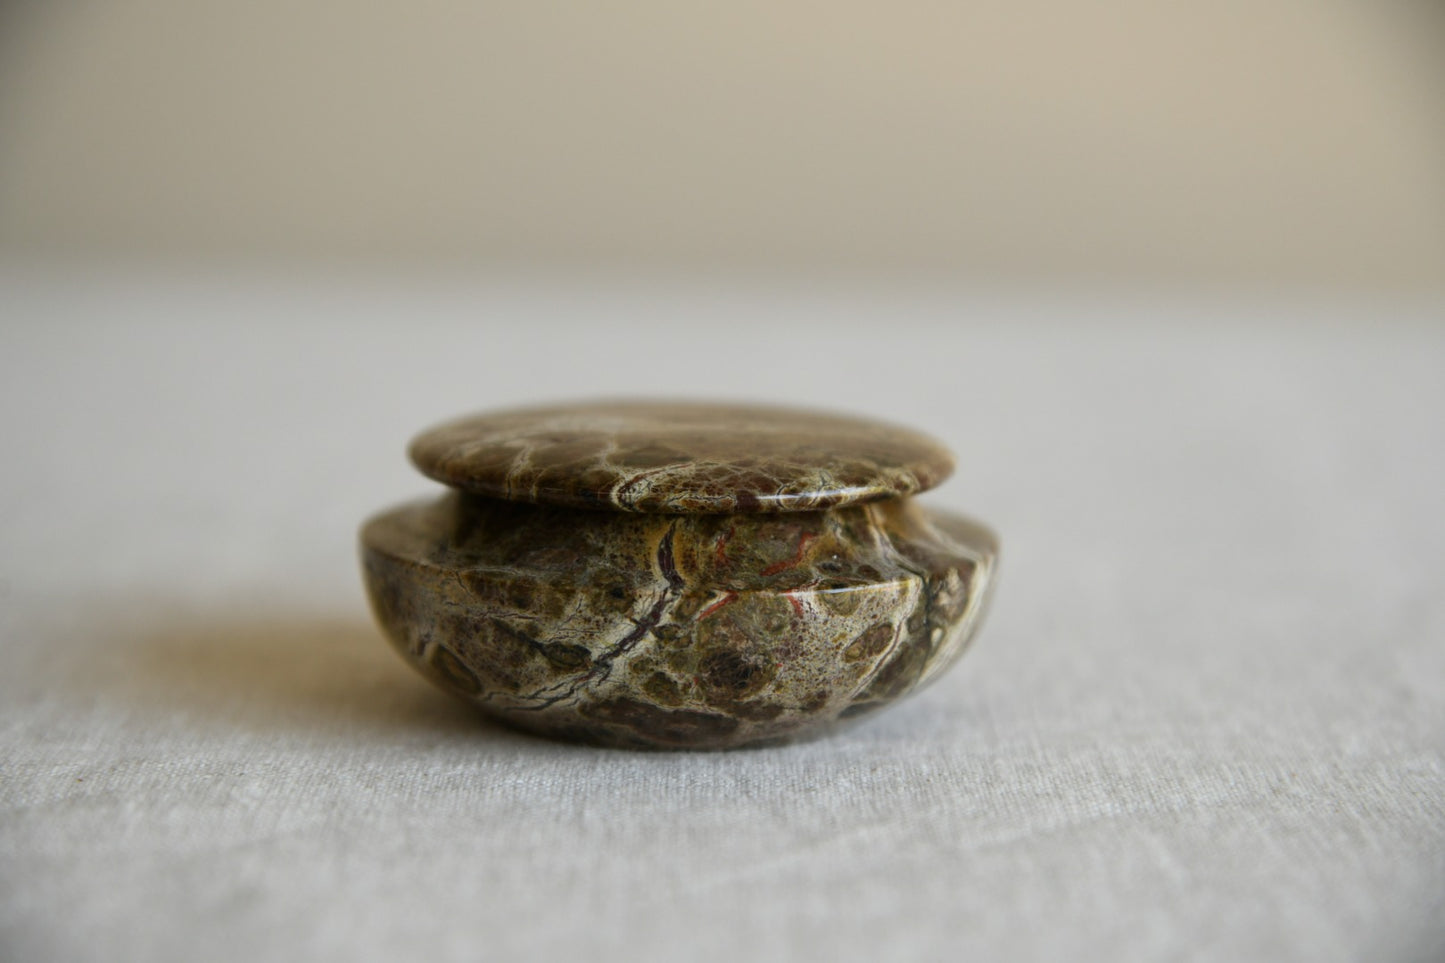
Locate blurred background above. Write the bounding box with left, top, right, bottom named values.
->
left=1, top=0, right=1442, bottom=292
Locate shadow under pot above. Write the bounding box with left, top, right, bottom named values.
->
left=360, top=400, right=998, bottom=750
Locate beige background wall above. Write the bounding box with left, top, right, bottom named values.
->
left=1, top=1, right=1442, bottom=290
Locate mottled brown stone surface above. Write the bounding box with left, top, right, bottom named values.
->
left=409, top=400, right=955, bottom=513
left=361, top=493, right=997, bottom=749
left=365, top=400, right=996, bottom=749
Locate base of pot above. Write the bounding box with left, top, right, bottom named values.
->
left=361, top=493, right=997, bottom=750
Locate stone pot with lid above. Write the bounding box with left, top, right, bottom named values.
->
left=360, top=400, right=998, bottom=750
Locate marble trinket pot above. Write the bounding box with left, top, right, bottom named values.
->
left=360, top=401, right=998, bottom=749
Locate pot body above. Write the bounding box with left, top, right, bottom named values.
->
left=361, top=492, right=996, bottom=749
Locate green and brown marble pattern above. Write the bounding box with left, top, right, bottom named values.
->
left=408, top=401, right=955, bottom=514
left=361, top=493, right=997, bottom=749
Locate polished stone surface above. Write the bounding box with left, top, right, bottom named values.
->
left=409, top=400, right=954, bottom=513
left=361, top=493, right=996, bottom=749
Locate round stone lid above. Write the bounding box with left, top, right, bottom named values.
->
left=408, top=400, right=954, bottom=513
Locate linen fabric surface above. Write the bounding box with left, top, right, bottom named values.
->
left=1, top=271, right=1441, bottom=962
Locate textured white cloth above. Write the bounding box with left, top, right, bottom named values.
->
left=2, top=271, right=1442, bottom=963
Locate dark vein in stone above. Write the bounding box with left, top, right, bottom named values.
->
left=512, top=523, right=681, bottom=711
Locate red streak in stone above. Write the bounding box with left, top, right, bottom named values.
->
left=760, top=532, right=817, bottom=577
left=697, top=592, right=738, bottom=620
left=784, top=593, right=805, bottom=617
left=713, top=525, right=735, bottom=566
